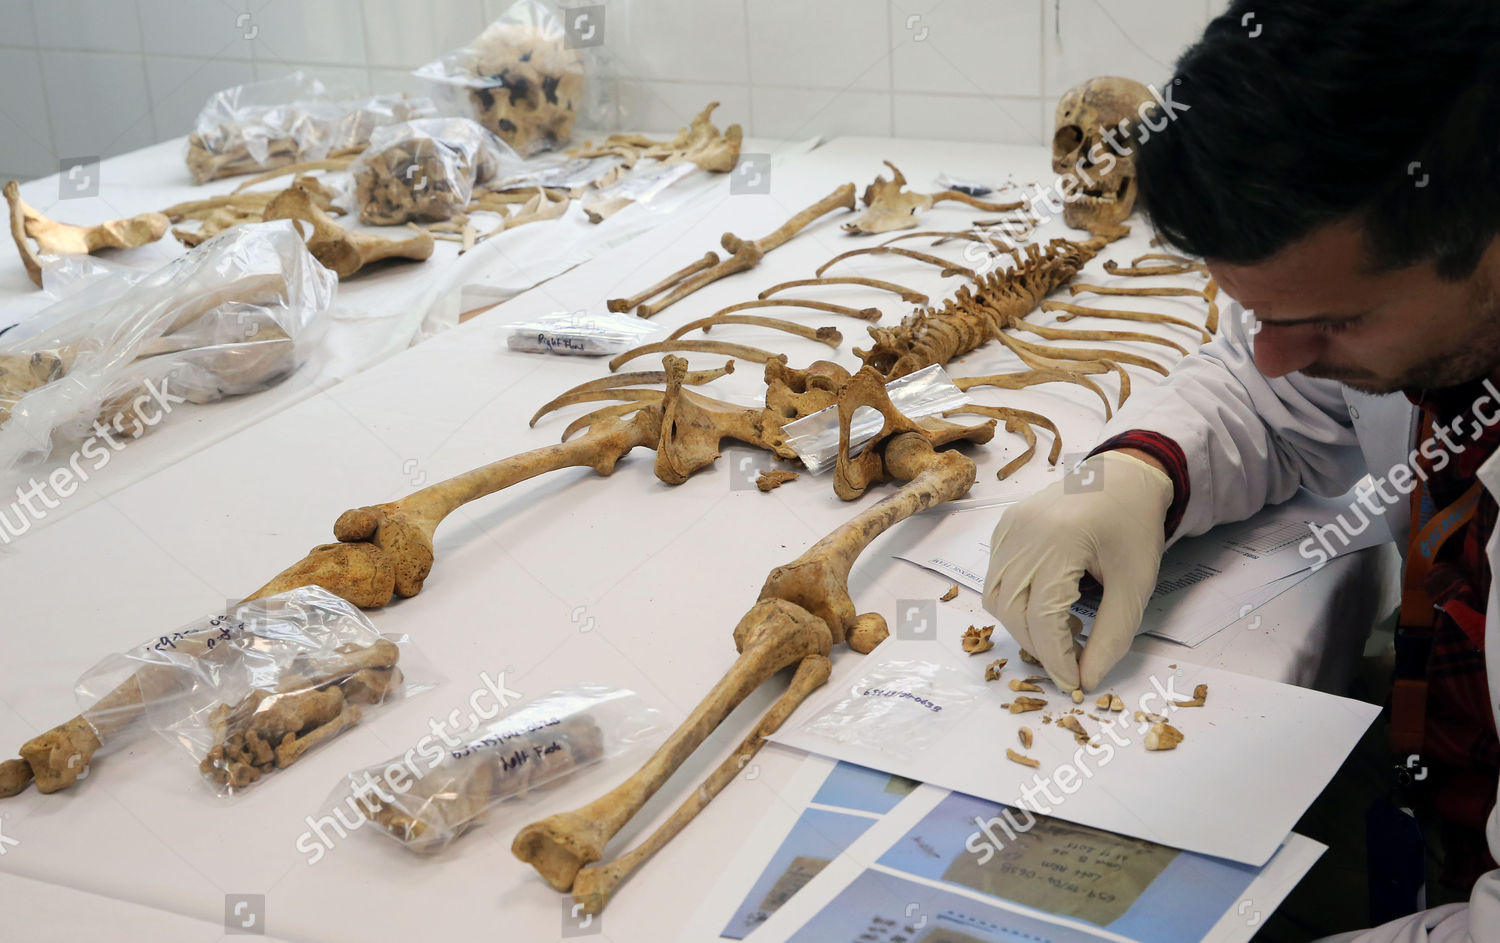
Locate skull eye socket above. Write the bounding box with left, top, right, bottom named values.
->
left=1052, top=124, right=1084, bottom=155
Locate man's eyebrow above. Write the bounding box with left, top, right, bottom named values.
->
left=1252, top=310, right=1367, bottom=327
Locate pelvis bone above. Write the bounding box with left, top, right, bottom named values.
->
left=264, top=183, right=433, bottom=279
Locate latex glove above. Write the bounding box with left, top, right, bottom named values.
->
left=982, top=450, right=1173, bottom=692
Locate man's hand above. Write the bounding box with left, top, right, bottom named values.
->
left=982, top=450, right=1173, bottom=691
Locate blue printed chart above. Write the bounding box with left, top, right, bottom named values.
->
left=693, top=755, right=1323, bottom=943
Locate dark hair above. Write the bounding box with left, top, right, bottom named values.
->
left=1137, top=0, right=1500, bottom=279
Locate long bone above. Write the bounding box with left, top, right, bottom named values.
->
left=759, top=276, right=927, bottom=305
left=7, top=354, right=811, bottom=796
left=1018, top=319, right=1189, bottom=356
left=607, top=338, right=782, bottom=371
left=1041, top=300, right=1212, bottom=344
left=567, top=654, right=831, bottom=914
left=709, top=298, right=882, bottom=322
left=607, top=252, right=718, bottom=313
left=627, top=184, right=858, bottom=317
left=513, top=368, right=986, bottom=906
left=665, top=315, right=842, bottom=346
left=816, top=245, right=975, bottom=280
left=954, top=363, right=1116, bottom=420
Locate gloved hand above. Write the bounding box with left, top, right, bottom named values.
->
left=982, top=450, right=1173, bottom=691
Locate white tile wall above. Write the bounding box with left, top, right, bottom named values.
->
left=0, top=0, right=1232, bottom=183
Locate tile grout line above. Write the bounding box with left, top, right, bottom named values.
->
left=886, top=0, right=896, bottom=135
left=741, top=0, right=755, bottom=136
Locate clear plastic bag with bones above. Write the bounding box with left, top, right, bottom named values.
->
left=347, top=117, right=519, bottom=224
left=75, top=587, right=436, bottom=797
left=0, top=221, right=335, bottom=481
left=321, top=685, right=663, bottom=853
left=415, top=0, right=590, bottom=156
left=186, top=71, right=435, bottom=183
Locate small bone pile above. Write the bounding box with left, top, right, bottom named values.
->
left=202, top=639, right=402, bottom=790
left=353, top=137, right=486, bottom=225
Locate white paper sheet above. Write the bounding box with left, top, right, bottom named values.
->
left=768, top=621, right=1379, bottom=866
left=894, top=489, right=1387, bottom=646
left=743, top=782, right=1325, bottom=943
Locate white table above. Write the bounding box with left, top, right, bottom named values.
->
left=0, top=135, right=1399, bottom=941
left=0, top=133, right=804, bottom=531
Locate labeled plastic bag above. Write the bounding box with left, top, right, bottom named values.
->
left=322, top=685, right=663, bottom=853
left=349, top=117, right=517, bottom=224
left=795, top=659, right=986, bottom=761
left=186, top=72, right=434, bottom=182
left=0, top=221, right=335, bottom=480
left=75, top=586, right=435, bottom=796
left=782, top=365, right=970, bottom=474
left=415, top=0, right=586, bottom=156
left=504, top=309, right=662, bottom=356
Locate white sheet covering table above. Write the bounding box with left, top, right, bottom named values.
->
left=0, top=136, right=1399, bottom=941
left=0, top=133, right=801, bottom=531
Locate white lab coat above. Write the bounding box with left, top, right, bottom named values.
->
left=1095, top=305, right=1500, bottom=941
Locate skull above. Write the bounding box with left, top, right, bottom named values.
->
left=468, top=19, right=585, bottom=156
left=1052, top=76, right=1154, bottom=236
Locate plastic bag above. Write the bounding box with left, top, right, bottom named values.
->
left=39, top=253, right=146, bottom=300
left=186, top=72, right=434, bottom=183
left=0, top=221, right=335, bottom=480
left=75, top=586, right=435, bottom=796
left=795, top=659, right=986, bottom=761
left=492, top=152, right=622, bottom=191
left=318, top=685, right=663, bottom=854
left=415, top=0, right=586, bottom=156
left=348, top=117, right=517, bottom=224
left=782, top=365, right=970, bottom=474
left=504, top=309, right=662, bottom=356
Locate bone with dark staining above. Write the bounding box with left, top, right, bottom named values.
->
left=628, top=184, right=857, bottom=317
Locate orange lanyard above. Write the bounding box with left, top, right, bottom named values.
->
left=1400, top=413, right=1485, bottom=629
